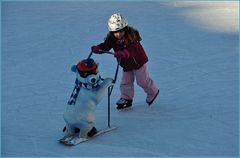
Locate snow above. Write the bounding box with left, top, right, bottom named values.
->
left=168, top=1, right=239, bottom=33
left=1, top=1, right=239, bottom=157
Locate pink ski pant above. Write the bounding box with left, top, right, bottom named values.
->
left=120, top=64, right=158, bottom=102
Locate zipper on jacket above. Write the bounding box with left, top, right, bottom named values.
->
left=133, top=57, right=140, bottom=66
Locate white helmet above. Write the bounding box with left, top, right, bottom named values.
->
left=108, top=13, right=128, bottom=32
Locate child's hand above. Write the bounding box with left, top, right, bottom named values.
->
left=114, top=50, right=130, bottom=58
left=91, top=45, right=101, bottom=53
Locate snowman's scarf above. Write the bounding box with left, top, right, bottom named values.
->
left=67, top=79, right=82, bottom=105
left=67, top=78, right=102, bottom=105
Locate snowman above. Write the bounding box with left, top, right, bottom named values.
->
left=62, top=58, right=113, bottom=139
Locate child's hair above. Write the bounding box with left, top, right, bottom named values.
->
left=105, top=26, right=142, bottom=46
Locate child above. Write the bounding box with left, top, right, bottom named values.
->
left=91, top=13, right=159, bottom=110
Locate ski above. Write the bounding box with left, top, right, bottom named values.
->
left=58, top=134, right=76, bottom=144
left=58, top=126, right=117, bottom=146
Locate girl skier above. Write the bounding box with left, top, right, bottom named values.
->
left=91, top=13, right=159, bottom=110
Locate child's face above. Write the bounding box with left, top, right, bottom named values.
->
left=113, top=30, right=125, bottom=39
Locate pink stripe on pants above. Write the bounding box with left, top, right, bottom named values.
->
left=120, top=64, right=159, bottom=102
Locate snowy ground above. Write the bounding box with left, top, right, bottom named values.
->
left=1, top=1, right=239, bottom=157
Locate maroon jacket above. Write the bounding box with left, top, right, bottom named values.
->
left=98, top=37, right=148, bottom=72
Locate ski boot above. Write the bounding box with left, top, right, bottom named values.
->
left=116, top=98, right=133, bottom=110
left=87, top=127, right=97, bottom=137
left=62, top=126, right=80, bottom=133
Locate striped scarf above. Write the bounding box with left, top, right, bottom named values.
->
left=67, top=79, right=82, bottom=105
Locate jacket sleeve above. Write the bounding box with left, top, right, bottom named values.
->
left=97, top=38, right=113, bottom=51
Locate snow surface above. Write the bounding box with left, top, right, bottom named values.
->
left=1, top=1, right=239, bottom=157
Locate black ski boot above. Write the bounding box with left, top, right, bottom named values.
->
left=62, top=126, right=80, bottom=133
left=87, top=127, right=97, bottom=137
left=116, top=98, right=133, bottom=110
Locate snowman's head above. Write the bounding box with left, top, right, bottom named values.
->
left=73, top=58, right=100, bottom=88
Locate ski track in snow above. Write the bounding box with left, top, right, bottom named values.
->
left=1, top=1, right=239, bottom=157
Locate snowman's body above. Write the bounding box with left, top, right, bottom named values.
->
left=63, top=58, right=113, bottom=138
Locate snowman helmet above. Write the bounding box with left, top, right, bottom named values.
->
left=75, top=58, right=100, bottom=88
